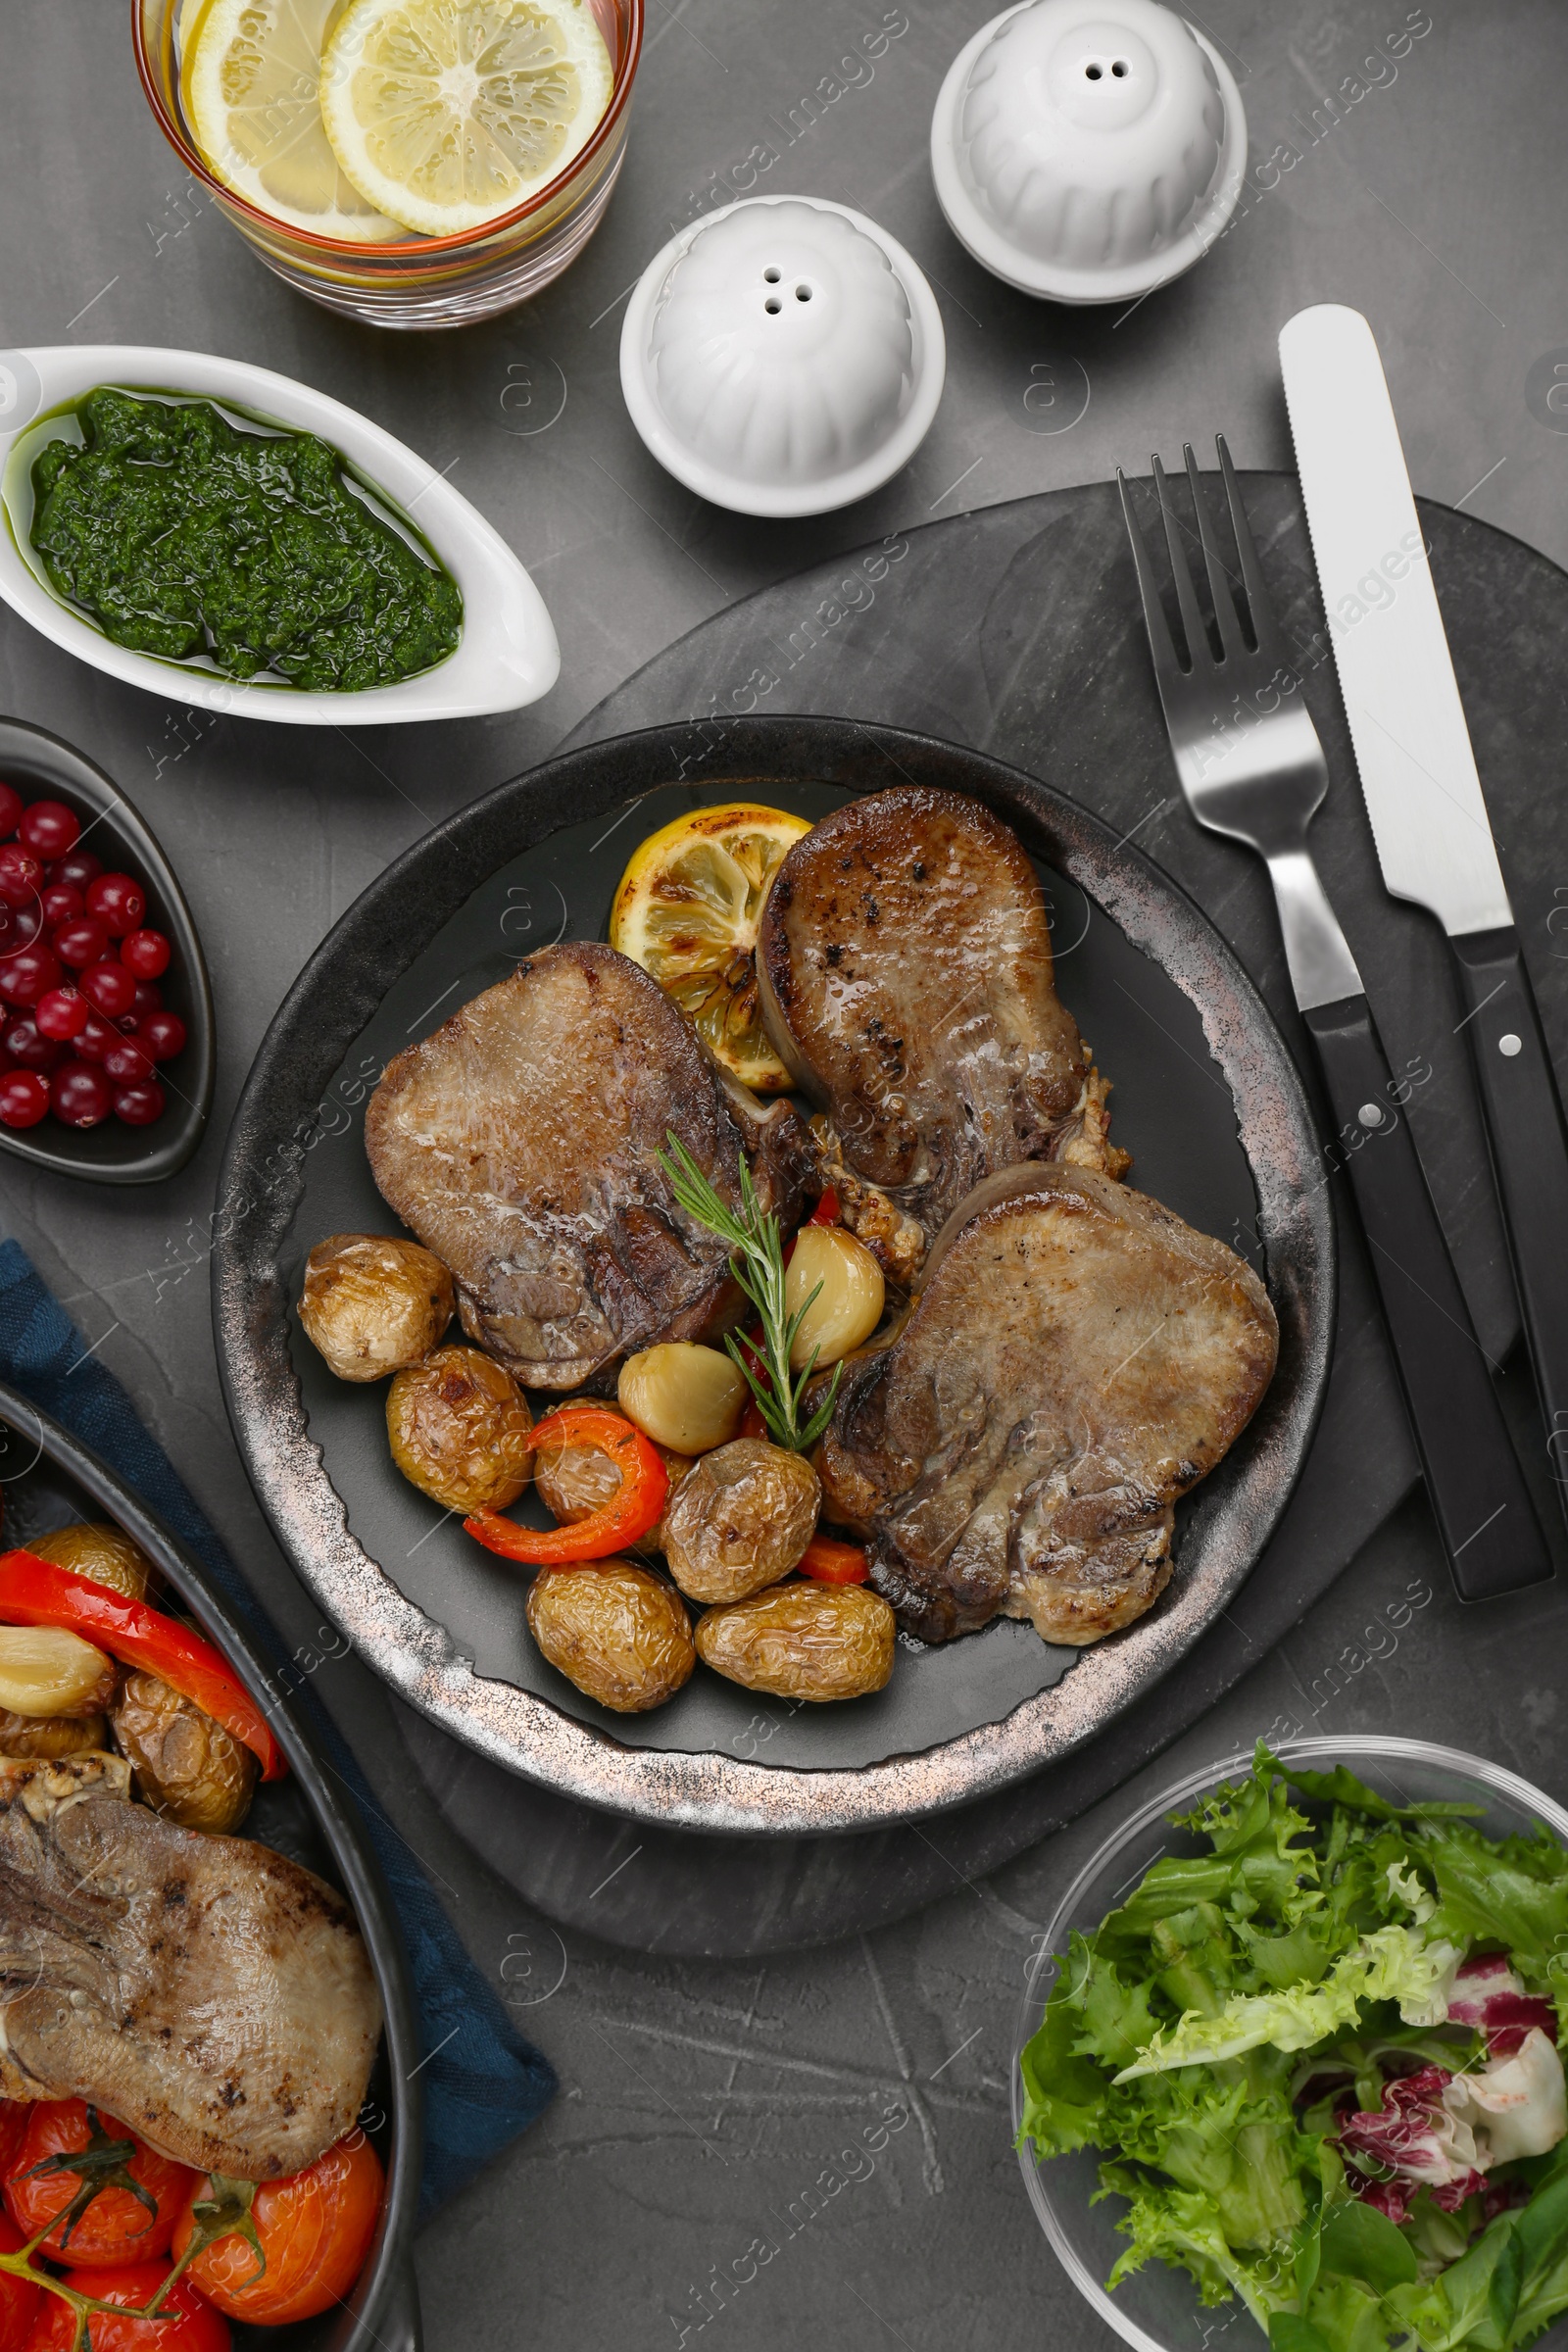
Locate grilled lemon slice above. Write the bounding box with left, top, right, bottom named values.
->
left=184, top=0, right=407, bottom=241
left=319, top=0, right=613, bottom=239
left=610, top=805, right=812, bottom=1093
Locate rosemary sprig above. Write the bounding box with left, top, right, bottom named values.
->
left=657, top=1132, right=842, bottom=1452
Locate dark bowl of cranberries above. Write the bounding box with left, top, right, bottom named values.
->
left=0, top=717, right=213, bottom=1183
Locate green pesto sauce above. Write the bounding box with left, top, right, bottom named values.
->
left=27, top=388, right=463, bottom=691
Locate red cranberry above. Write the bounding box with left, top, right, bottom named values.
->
left=51, top=1060, right=112, bottom=1127
left=0, top=947, right=63, bottom=1008
left=138, top=1009, right=186, bottom=1062
left=0, top=784, right=22, bottom=840
left=102, top=1033, right=154, bottom=1085
left=0, top=845, right=42, bottom=908
left=35, top=988, right=88, bottom=1042
left=39, top=883, right=83, bottom=930
left=18, top=801, right=79, bottom=860
left=48, top=849, right=103, bottom=893
left=121, top=928, right=172, bottom=981
left=53, top=917, right=110, bottom=970
left=74, top=1013, right=116, bottom=1064
left=10, top=903, right=41, bottom=951
left=0, top=1070, right=49, bottom=1128
left=85, top=873, right=145, bottom=938
left=131, top=981, right=163, bottom=1018
left=113, top=1078, right=166, bottom=1128
left=81, top=960, right=136, bottom=1019
left=2, top=1019, right=59, bottom=1073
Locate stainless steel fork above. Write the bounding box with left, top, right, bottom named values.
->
left=1120, top=441, right=1548, bottom=1602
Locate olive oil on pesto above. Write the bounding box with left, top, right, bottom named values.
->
left=26, top=388, right=462, bottom=691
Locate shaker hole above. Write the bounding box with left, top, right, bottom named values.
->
left=1112, top=57, right=1129, bottom=74
left=1085, top=61, right=1102, bottom=77
left=795, top=283, right=811, bottom=301
left=763, top=267, right=781, bottom=282
left=764, top=297, right=782, bottom=314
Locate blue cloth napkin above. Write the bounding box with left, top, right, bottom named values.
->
left=0, top=1238, right=556, bottom=2222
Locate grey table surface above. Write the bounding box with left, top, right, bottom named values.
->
left=4, top=1, right=1568, bottom=2345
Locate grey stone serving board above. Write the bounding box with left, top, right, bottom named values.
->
left=395, top=473, right=1568, bottom=1955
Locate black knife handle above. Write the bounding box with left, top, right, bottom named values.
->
left=1452, top=926, right=1568, bottom=1524
left=1302, top=992, right=1551, bottom=1601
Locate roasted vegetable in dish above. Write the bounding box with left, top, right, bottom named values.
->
left=525, top=1560, right=696, bottom=1714
left=533, top=1426, right=692, bottom=1551
left=0, top=1705, right=106, bottom=1759
left=781, top=1224, right=884, bottom=1368
left=5, top=2096, right=196, bottom=2265
left=661, top=1438, right=819, bottom=1605
left=24, top=1524, right=152, bottom=1600
left=298, top=1232, right=453, bottom=1382
left=111, top=1672, right=259, bottom=1835
left=386, top=1344, right=533, bottom=1513
left=0, top=1625, right=116, bottom=1718
left=616, top=1343, right=748, bottom=1456
left=172, top=2133, right=384, bottom=2325
left=694, top=1581, right=896, bottom=1700
left=466, top=1405, right=667, bottom=1564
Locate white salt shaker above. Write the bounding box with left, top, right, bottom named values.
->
left=930, top=0, right=1247, bottom=304
left=619, top=196, right=946, bottom=518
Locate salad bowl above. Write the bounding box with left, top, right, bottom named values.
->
left=0, top=345, right=560, bottom=725
left=1014, top=1737, right=1568, bottom=2352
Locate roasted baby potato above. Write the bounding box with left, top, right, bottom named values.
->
left=617, top=1344, right=749, bottom=1455
left=525, top=1560, right=695, bottom=1714
left=783, top=1226, right=885, bottom=1368
left=0, top=1706, right=108, bottom=1760
left=695, top=1582, right=896, bottom=1701
left=26, top=1521, right=154, bottom=1599
left=662, top=1439, right=820, bottom=1604
left=386, top=1346, right=534, bottom=1513
left=111, top=1670, right=258, bottom=1833
left=534, top=1430, right=693, bottom=1552
left=299, top=1233, right=454, bottom=1381
left=0, top=1626, right=117, bottom=1718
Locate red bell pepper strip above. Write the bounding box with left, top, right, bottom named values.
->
left=0, top=1551, right=287, bottom=1780
left=465, top=1405, right=668, bottom=1564
left=808, top=1189, right=841, bottom=1227
left=798, top=1533, right=870, bottom=1584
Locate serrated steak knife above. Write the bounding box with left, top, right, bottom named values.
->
left=1281, top=301, right=1568, bottom=1538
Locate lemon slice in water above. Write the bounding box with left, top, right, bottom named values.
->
left=184, top=0, right=407, bottom=242
left=611, top=806, right=813, bottom=1093
left=319, top=0, right=614, bottom=240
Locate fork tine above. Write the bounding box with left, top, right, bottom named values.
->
left=1215, top=433, right=1283, bottom=658
left=1152, top=453, right=1211, bottom=670
left=1183, top=443, right=1246, bottom=662
left=1116, top=468, right=1183, bottom=683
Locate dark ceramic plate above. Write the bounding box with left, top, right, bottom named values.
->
left=0, top=1380, right=421, bottom=2352
left=213, top=717, right=1334, bottom=1835
left=0, top=717, right=214, bottom=1183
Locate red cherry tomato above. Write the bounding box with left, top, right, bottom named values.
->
left=0, top=848, right=40, bottom=910
left=0, top=786, right=21, bottom=841
left=130, top=982, right=163, bottom=1018
left=52, top=919, right=110, bottom=972
left=0, top=1073, right=48, bottom=1129
left=113, top=1081, right=165, bottom=1129
left=51, top=1062, right=112, bottom=1128
left=0, top=949, right=62, bottom=1009
left=137, top=1011, right=185, bottom=1063
left=34, top=990, right=88, bottom=1043
left=0, top=2111, right=25, bottom=2180
left=38, top=884, right=82, bottom=931
left=80, top=963, right=136, bottom=1020
left=0, top=2208, right=38, bottom=2352
left=84, top=876, right=146, bottom=939
left=3, top=2101, right=197, bottom=2268
left=3, top=1021, right=59, bottom=1074
left=119, top=931, right=171, bottom=982
left=172, top=2136, right=383, bottom=2326
left=24, top=2262, right=227, bottom=2352
left=47, top=850, right=102, bottom=894
left=18, top=803, right=80, bottom=862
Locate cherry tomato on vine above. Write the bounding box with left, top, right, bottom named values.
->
left=24, top=2261, right=227, bottom=2352
left=3, top=2100, right=197, bottom=2267
left=0, top=2113, right=26, bottom=2184
left=0, top=2208, right=38, bottom=2352
left=172, top=2135, right=383, bottom=2326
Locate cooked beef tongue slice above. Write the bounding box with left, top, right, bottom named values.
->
left=366, top=940, right=808, bottom=1390
left=816, top=1166, right=1278, bottom=1645
left=758, top=788, right=1126, bottom=1279
left=0, top=1752, right=381, bottom=2179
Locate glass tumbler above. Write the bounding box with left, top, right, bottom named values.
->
left=133, top=0, right=643, bottom=329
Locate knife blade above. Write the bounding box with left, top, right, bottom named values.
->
left=1281, top=301, right=1568, bottom=1536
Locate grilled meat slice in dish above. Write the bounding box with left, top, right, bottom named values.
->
left=816, top=1166, right=1278, bottom=1645
left=0, top=1752, right=381, bottom=2179
left=758, top=788, right=1126, bottom=1285
left=366, top=940, right=808, bottom=1390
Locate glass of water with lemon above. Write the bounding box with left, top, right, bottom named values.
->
left=133, top=0, right=641, bottom=327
